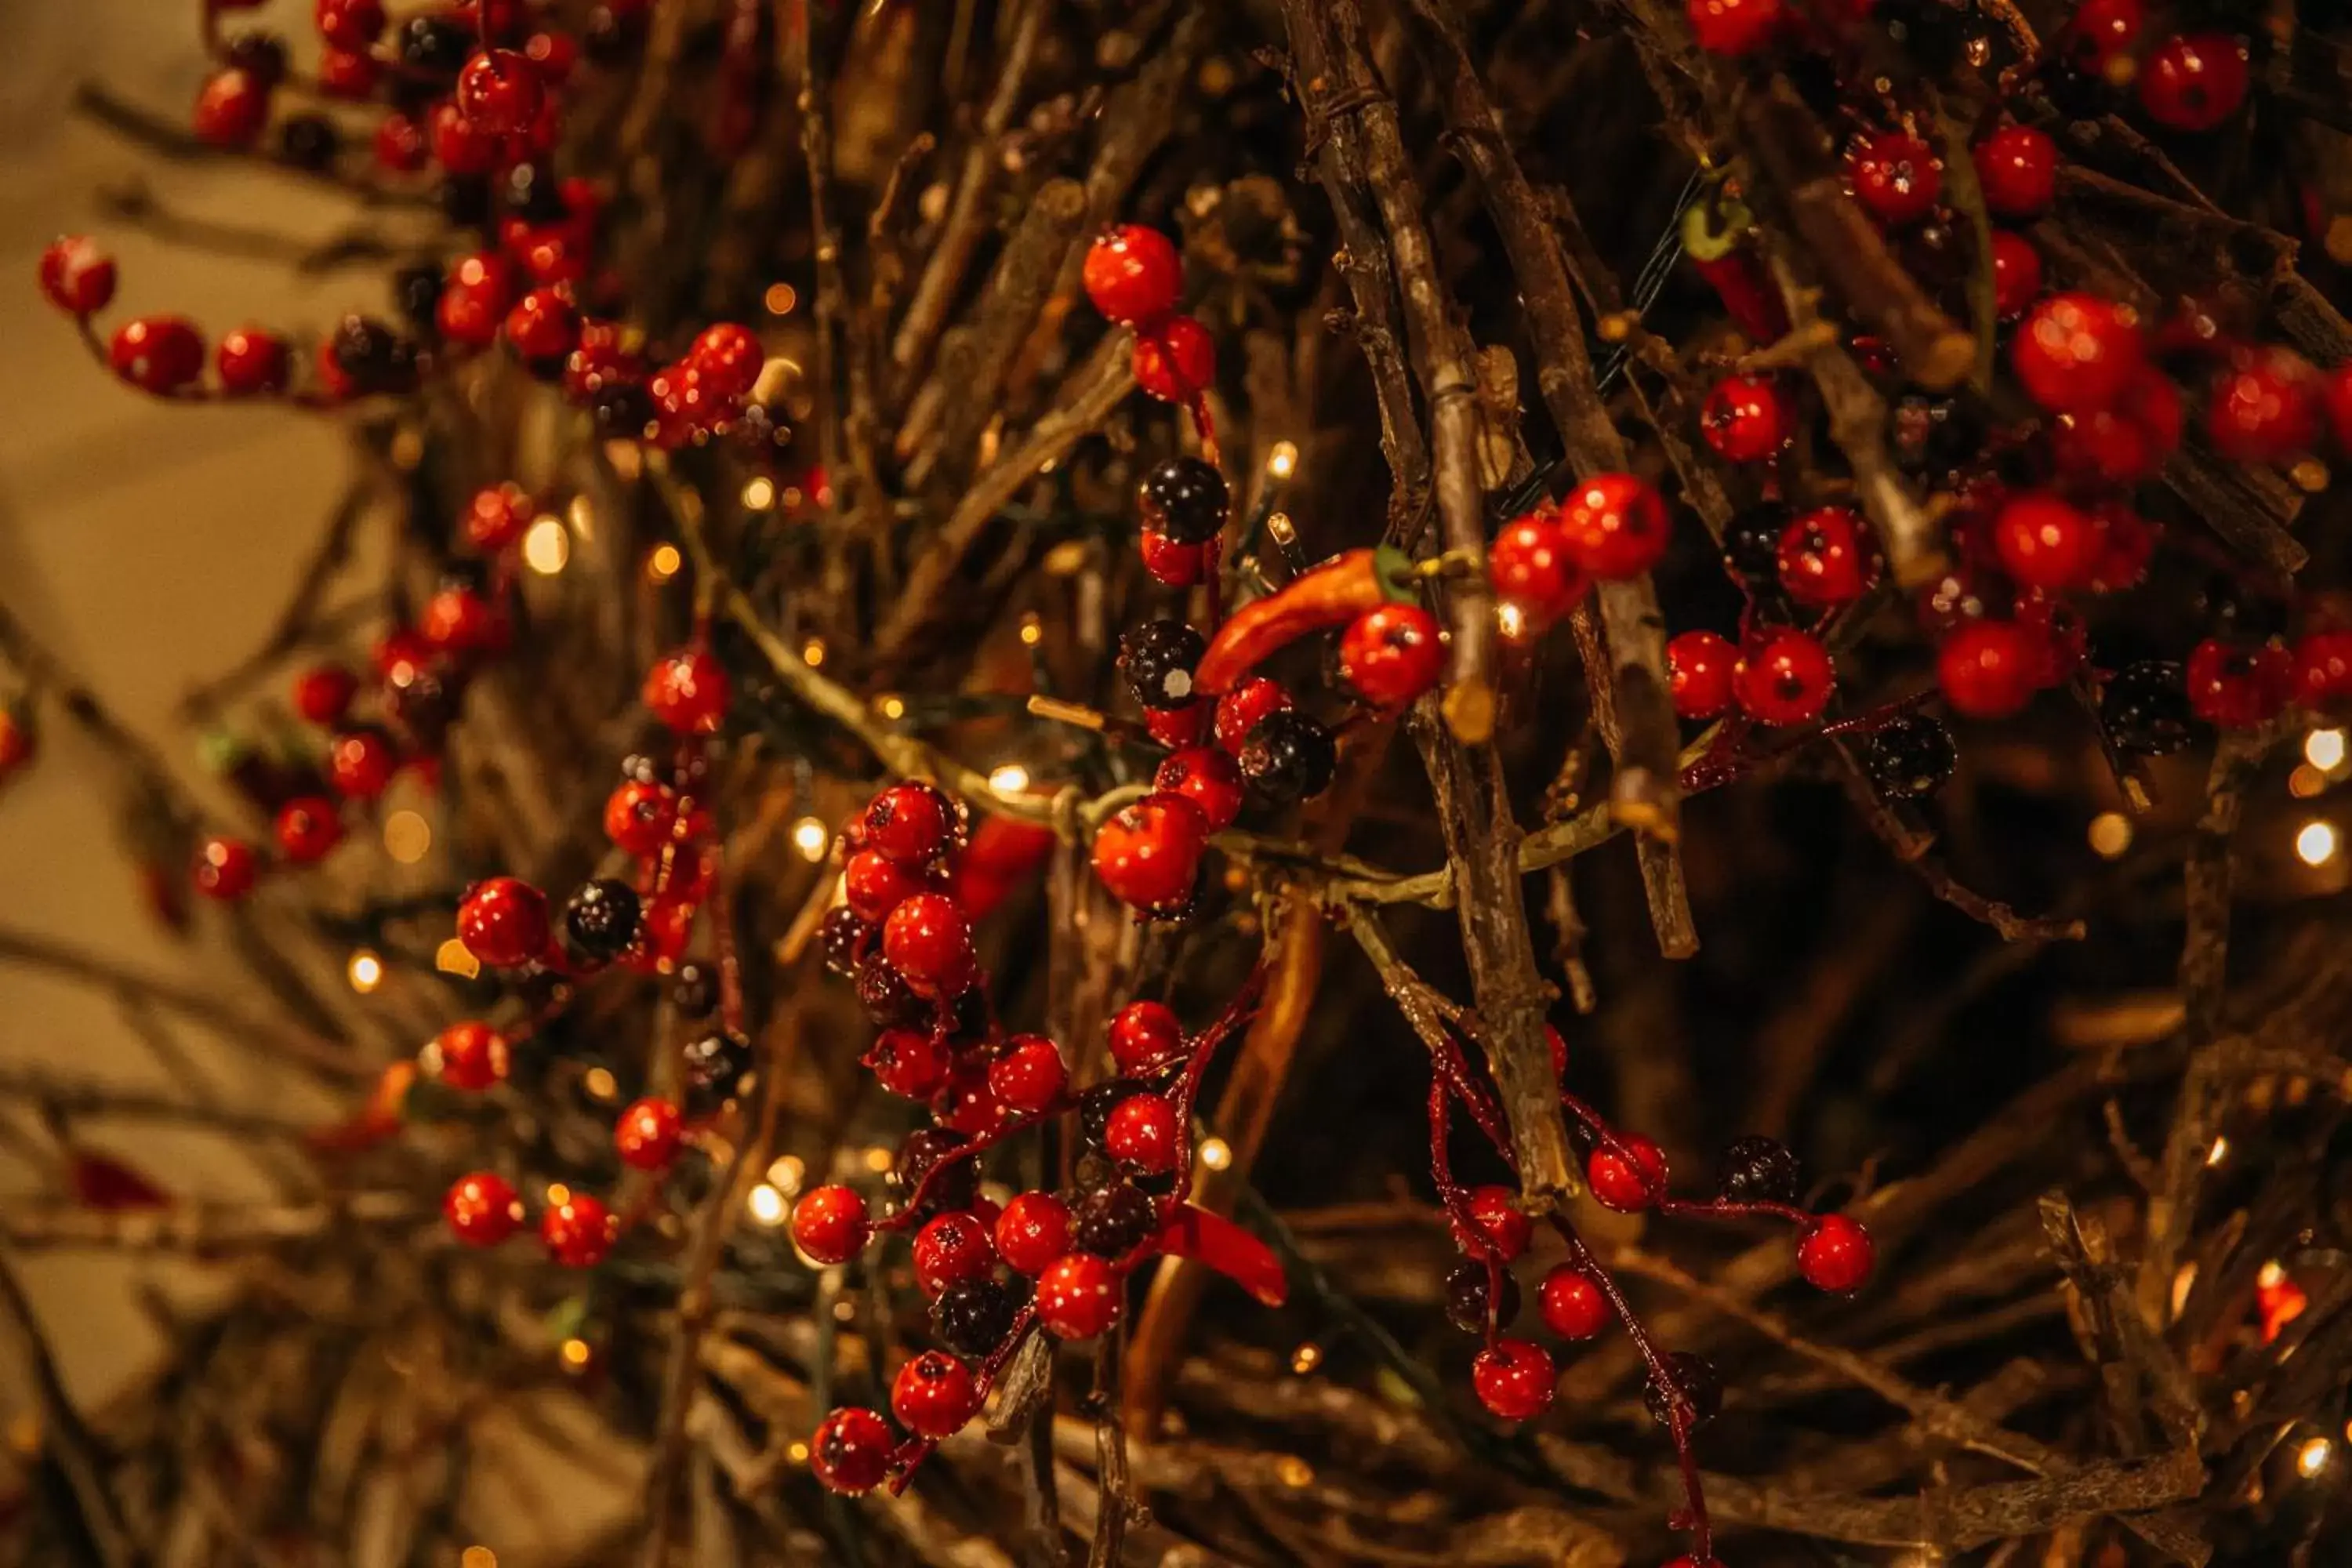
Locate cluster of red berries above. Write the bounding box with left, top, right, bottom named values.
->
left=441, top=1169, right=619, bottom=1268
left=1488, top=471, right=1674, bottom=631
left=1082, top=225, right=1215, bottom=408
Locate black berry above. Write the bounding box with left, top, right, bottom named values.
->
left=563, top=878, right=641, bottom=962
left=393, top=263, right=445, bottom=332
left=1238, top=710, right=1335, bottom=803
left=1863, top=714, right=1958, bottom=800
left=890, top=1127, right=979, bottom=1218
left=397, top=15, right=472, bottom=73
left=1723, top=502, right=1791, bottom=592
left=1120, top=619, right=1207, bottom=711
left=681, top=1031, right=755, bottom=1118
left=855, top=953, right=927, bottom=1028
left=1078, top=1078, right=1145, bottom=1152
left=2101, top=660, right=2195, bottom=757
left=1443, top=1260, right=1521, bottom=1334
left=502, top=162, right=570, bottom=224
left=1715, top=1135, right=1802, bottom=1205
left=278, top=114, right=340, bottom=172
left=439, top=176, right=494, bottom=229
left=671, top=960, right=717, bottom=1017
left=1138, top=456, right=1229, bottom=546
left=819, top=906, right=870, bottom=978
left=1070, top=1183, right=1156, bottom=1256
left=933, top=1276, right=1022, bottom=1356
left=329, top=315, right=418, bottom=396
left=224, top=31, right=289, bottom=87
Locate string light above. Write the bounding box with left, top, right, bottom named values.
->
left=1276, top=1456, right=1314, bottom=1489
left=1266, top=441, right=1298, bottom=480
left=347, top=949, right=384, bottom=993
left=523, top=516, right=571, bottom=575
left=383, top=810, right=431, bottom=863
left=877, top=695, right=906, bottom=720
left=2206, top=1136, right=2230, bottom=1167
left=2296, top=819, right=2338, bottom=866
left=1019, top=615, right=1044, bottom=647
left=583, top=1067, right=619, bottom=1102
left=792, top=817, right=831, bottom=861
left=1289, top=1342, right=1322, bottom=1374
left=462, top=1549, right=499, bottom=1568
left=558, top=1339, right=591, bottom=1370
left=2088, top=812, right=2132, bottom=858
left=764, top=282, right=798, bottom=314
left=786, top=1441, right=811, bottom=1465
left=436, top=938, right=481, bottom=978
left=742, top=477, right=776, bottom=510
left=2307, top=730, right=2347, bottom=771
left=2297, top=1436, right=2333, bottom=1479
left=646, top=543, right=682, bottom=582
left=862, top=1145, right=895, bottom=1173
left=746, top=1185, right=786, bottom=1226
left=989, top=763, right=1032, bottom=793
left=766, top=1155, right=805, bottom=1196
left=2291, top=764, right=2328, bottom=799
left=568, top=495, right=596, bottom=535
left=801, top=637, right=826, bottom=668
left=1197, top=1137, right=1232, bottom=1171
left=1265, top=511, right=1297, bottom=548
left=546, top=1183, right=571, bottom=1206
left=1496, top=601, right=1530, bottom=641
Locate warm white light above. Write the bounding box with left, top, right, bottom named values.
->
left=2206, top=1136, right=2230, bottom=1167
left=383, top=810, right=431, bottom=864
left=1019, top=616, right=1044, bottom=647
left=2308, top=730, right=2347, bottom=771
left=862, top=1145, right=895, bottom=1173
left=801, top=637, right=826, bottom=668
left=523, top=517, right=571, bottom=575
left=792, top=817, right=830, bottom=861
left=435, top=938, right=481, bottom=978
left=764, top=283, right=797, bottom=314
left=1197, top=1137, right=1232, bottom=1171
left=347, top=949, right=384, bottom=993
left=766, top=1155, right=805, bottom=1196
left=2297, top=819, right=2339, bottom=866
left=1496, top=601, right=1529, bottom=641
left=742, top=478, right=776, bottom=510
left=2088, top=811, right=2132, bottom=859
left=1266, top=441, right=1298, bottom=480
left=877, top=695, right=906, bottom=720
left=647, top=543, right=682, bottom=582
left=746, top=1184, right=786, bottom=1227
left=989, top=763, right=1031, bottom=794
left=2297, top=1437, right=2333, bottom=1479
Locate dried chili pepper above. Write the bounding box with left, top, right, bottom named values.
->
left=1192, top=544, right=1416, bottom=695
left=1152, top=1203, right=1287, bottom=1307
left=1683, top=186, right=1788, bottom=347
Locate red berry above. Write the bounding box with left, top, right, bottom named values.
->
left=192, top=837, right=260, bottom=901
left=503, top=286, right=580, bottom=361
left=1214, top=678, right=1292, bottom=754
left=2187, top=639, right=2291, bottom=729
left=457, top=49, right=544, bottom=136
left=881, top=891, right=975, bottom=997
left=844, top=848, right=927, bottom=922
left=1339, top=602, right=1446, bottom=709
left=1109, top=1000, right=1184, bottom=1074
left=1990, top=230, right=2043, bottom=322
left=2053, top=365, right=2183, bottom=485
left=2064, top=0, right=2143, bottom=68
left=2085, top=503, right=2158, bottom=594
left=2139, top=33, right=2249, bottom=132
left=912, top=1210, right=999, bottom=1298
left=1105, top=1093, right=1181, bottom=1175
left=1487, top=514, right=1590, bottom=627
left=615, top=1097, right=684, bottom=1170
left=2013, top=292, right=2144, bottom=414
left=1588, top=1136, right=1668, bottom=1212
left=432, top=1019, right=509, bottom=1091
left=688, top=321, right=764, bottom=398
left=109, top=317, right=206, bottom=396
left=1133, top=315, right=1216, bottom=404
left=430, top=102, right=499, bottom=176
left=1091, top=793, right=1209, bottom=914
left=542, top=1190, right=615, bottom=1267
left=327, top=728, right=398, bottom=800
left=274, top=796, right=344, bottom=863
left=1538, top=1265, right=1611, bottom=1341
left=1559, top=474, right=1671, bottom=580
left=863, top=782, right=957, bottom=865
left=318, top=46, right=380, bottom=99
left=525, top=30, right=578, bottom=84
left=457, top=875, right=551, bottom=967
left=438, top=252, right=517, bottom=347
left=38, top=237, right=116, bottom=316
left=1036, top=1252, right=1123, bottom=1338
left=2206, top=348, right=2321, bottom=463
left=642, top=646, right=731, bottom=734
left=1776, top=506, right=1879, bottom=608
left=2294, top=630, right=2352, bottom=712
left=1668, top=630, right=1739, bottom=720
left=603, top=779, right=677, bottom=855
left=464, top=482, right=535, bottom=553
left=314, top=0, right=386, bottom=49
left=1991, top=492, right=2102, bottom=591
left=443, top=1171, right=521, bottom=1246
left=1938, top=620, right=2043, bottom=718
left=995, top=1192, right=1072, bottom=1276
left=422, top=583, right=500, bottom=655
left=987, top=1034, right=1069, bottom=1116
left=1733, top=630, right=1835, bottom=726
left=866, top=1027, right=951, bottom=1100
left=792, top=1185, right=872, bottom=1265
left=1685, top=0, right=1784, bottom=56
left=1796, top=1214, right=1876, bottom=1292
left=194, top=69, right=271, bottom=150
left=809, top=1408, right=894, bottom=1496
left=1973, top=125, right=2058, bottom=220
left=1700, top=374, right=1789, bottom=463
left=1082, top=225, right=1182, bottom=327
left=292, top=664, right=358, bottom=725
left=891, top=1349, right=982, bottom=1439
left=1472, top=1338, right=1556, bottom=1421
left=2324, top=365, right=2352, bottom=451
left=934, top=1068, right=1010, bottom=1138
left=1453, top=1184, right=1533, bottom=1262
left=1849, top=132, right=1942, bottom=227
left=1153, top=746, right=1246, bottom=832
left=1140, top=528, right=1211, bottom=586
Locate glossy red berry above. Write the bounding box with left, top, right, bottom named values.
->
left=291, top=664, right=358, bottom=725
left=1700, top=374, right=1789, bottom=463
left=192, top=837, right=260, bottom=901
left=1849, top=132, right=1942, bottom=226
left=1105, top=1093, right=1181, bottom=1175
left=995, top=1192, right=1072, bottom=1276
left=1796, top=1214, right=1876, bottom=1292
left=603, top=779, right=677, bottom=856
left=2139, top=33, right=2249, bottom=132
left=503, top=285, right=580, bottom=361
left=1453, top=1185, right=1533, bottom=1261
left=539, top=1189, right=615, bottom=1266
left=688, top=321, right=764, bottom=398
left=614, top=1097, right=684, bottom=1170
left=1091, top=793, right=1208, bottom=914
left=987, top=1034, right=1069, bottom=1116
left=792, top=1185, right=871, bottom=1265
left=213, top=326, right=290, bottom=396
left=317, top=45, right=379, bottom=99
left=1486, top=514, right=1588, bottom=626
left=1082, top=225, right=1181, bottom=326
left=2294, top=630, right=2352, bottom=712
left=274, top=796, right=344, bottom=863
left=1991, top=492, right=2101, bottom=591
left=891, top=1349, right=982, bottom=1439
left=1339, top=603, right=1446, bottom=709
left=881, top=892, right=975, bottom=997
left=1133, top=315, right=1216, bottom=404
left=809, top=1408, right=894, bottom=1495
left=1588, top=1136, right=1668, bottom=1212
left=459, top=483, right=530, bottom=554
left=109, top=317, right=206, bottom=395
left=913, top=1210, right=999, bottom=1298
left=935, top=1068, right=1010, bottom=1137
left=1109, top=1000, right=1184, bottom=1074
left=444, top=1171, right=522, bottom=1246
left=456, top=49, right=543, bottom=136
left=1733, top=630, right=1835, bottom=726
left=1777, top=506, right=1878, bottom=608
left=1990, top=230, right=2043, bottom=322
left=430, top=101, right=499, bottom=175
left=1213, top=678, right=1292, bottom=754
left=321, top=727, right=395, bottom=801
left=863, top=782, right=957, bottom=865
left=437, top=252, right=517, bottom=348
left=1538, top=1265, right=1611, bottom=1341
left=642, top=646, right=731, bottom=734
left=1973, top=125, right=2058, bottom=219
left=865, top=1027, right=950, bottom=1099
left=1036, top=1252, right=1123, bottom=1338
left=1559, top=474, right=1671, bottom=580
left=2053, top=365, right=2182, bottom=485
left=194, top=69, right=271, bottom=150
left=2064, top=0, right=2143, bottom=68
left=1667, top=630, right=1739, bottom=720
left=844, top=849, right=927, bottom=922
left=432, top=1019, right=509, bottom=1091
left=1686, top=0, right=1784, bottom=56
left=1938, top=620, right=2042, bottom=718
left=2013, top=292, right=2143, bottom=414
left=1153, top=746, right=1246, bottom=832
left=38, top=237, right=116, bottom=316
left=2186, top=639, right=2291, bottom=729
left=1472, top=1338, right=1556, bottom=1421
left=1140, top=528, right=1211, bottom=586
left=457, top=876, right=551, bottom=967
left=314, top=0, right=386, bottom=48
left=2206, top=349, right=2321, bottom=463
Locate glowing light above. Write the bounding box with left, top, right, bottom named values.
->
left=1197, top=1137, right=1232, bottom=1172
left=766, top=1155, right=805, bottom=1196
left=878, top=695, right=906, bottom=721
left=1266, top=441, right=1298, bottom=480
left=2297, top=819, right=2339, bottom=866
left=1019, top=615, right=1044, bottom=648
left=2260, top=1259, right=2288, bottom=1289
left=764, top=283, right=798, bottom=314
left=989, top=763, right=1032, bottom=794
left=436, top=938, right=481, bottom=978
left=347, top=949, right=384, bottom=993
left=584, top=1066, right=619, bottom=1102
left=786, top=1441, right=811, bottom=1464
left=2298, top=1437, right=2333, bottom=1479
left=2206, top=1136, right=2230, bottom=1167
left=2292, top=764, right=2328, bottom=798
left=746, top=1184, right=787, bottom=1227
left=1265, top=511, right=1296, bottom=547
left=863, top=1145, right=895, bottom=1174
left=1276, top=1456, right=1314, bottom=1489
left=2088, top=812, right=2132, bottom=859
left=1289, top=1342, right=1321, bottom=1374
left=546, top=1183, right=571, bottom=1207
left=743, top=478, right=776, bottom=510
left=558, top=1339, right=590, bottom=1370
left=647, top=543, right=682, bottom=582
left=462, top=1549, right=499, bottom=1568
left=833, top=1299, right=856, bottom=1321
left=2307, top=730, right=2346, bottom=771
left=2170, top=1262, right=2197, bottom=1318
left=383, top=810, right=431, bottom=863
left=792, top=817, right=831, bottom=861
left=522, top=516, right=571, bottom=575
left=1496, top=601, right=1530, bottom=641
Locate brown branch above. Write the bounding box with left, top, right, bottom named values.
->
left=0, top=1243, right=136, bottom=1568
left=1833, top=744, right=2089, bottom=942
left=931, top=177, right=1090, bottom=487
left=0, top=1193, right=418, bottom=1250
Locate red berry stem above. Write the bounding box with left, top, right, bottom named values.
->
left=1426, top=1077, right=1512, bottom=1348
left=1156, top=962, right=1267, bottom=1210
